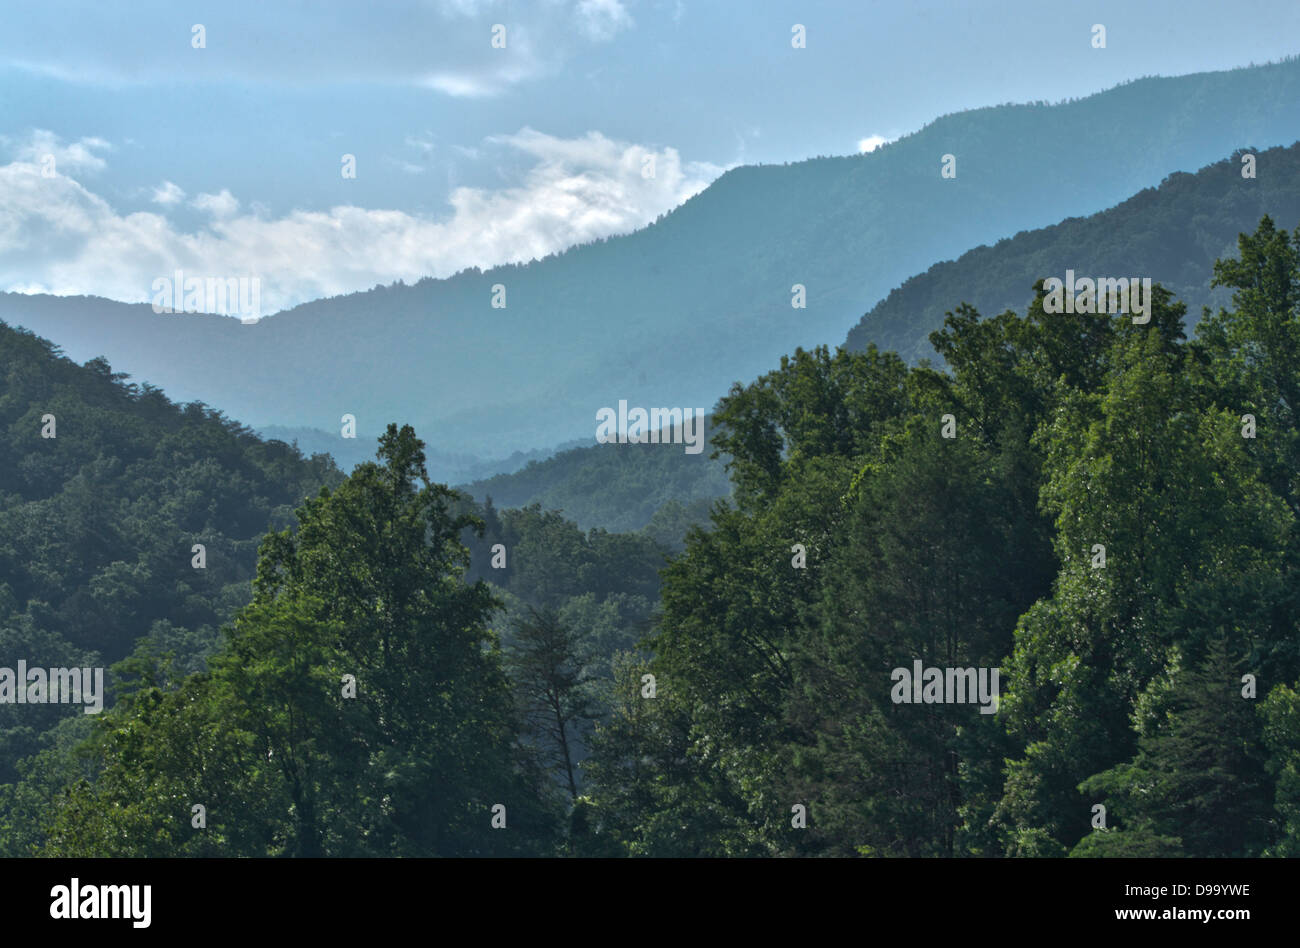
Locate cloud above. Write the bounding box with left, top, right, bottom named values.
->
left=857, top=134, right=892, bottom=154
left=423, top=72, right=502, bottom=98
left=151, top=181, right=185, bottom=205
left=417, top=23, right=551, bottom=98
left=0, top=2, right=630, bottom=96
left=192, top=190, right=240, bottom=218
left=577, top=0, right=634, bottom=41
left=405, top=135, right=436, bottom=155
left=0, top=128, right=726, bottom=315
left=4, top=129, right=111, bottom=173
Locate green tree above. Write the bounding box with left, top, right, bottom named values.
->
left=1075, top=635, right=1272, bottom=857
left=40, top=425, right=561, bottom=856
left=1261, top=680, right=1300, bottom=856
left=506, top=606, right=598, bottom=803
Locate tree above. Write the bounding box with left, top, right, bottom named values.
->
left=40, top=424, right=562, bottom=856
left=1261, top=680, right=1300, bottom=856
left=1076, top=635, right=1272, bottom=857
left=506, top=606, right=597, bottom=803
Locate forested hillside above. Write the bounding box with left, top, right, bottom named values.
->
left=3, top=216, right=1296, bottom=858
left=461, top=433, right=730, bottom=534
left=846, top=142, right=1300, bottom=361
left=586, top=215, right=1300, bottom=857
left=0, top=323, right=343, bottom=789
left=0, top=323, right=671, bottom=853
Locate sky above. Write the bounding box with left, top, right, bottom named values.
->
left=0, top=0, right=1297, bottom=314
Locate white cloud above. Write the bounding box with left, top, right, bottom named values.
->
left=192, top=190, right=240, bottom=218
left=419, top=28, right=549, bottom=98
left=5, top=129, right=111, bottom=173
left=405, top=135, right=436, bottom=155
left=151, top=181, right=185, bottom=205
left=857, top=134, right=892, bottom=154
left=423, top=73, right=499, bottom=98
left=577, top=0, right=634, bottom=41
left=0, top=128, right=726, bottom=316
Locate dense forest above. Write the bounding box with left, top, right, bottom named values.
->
left=462, top=434, right=729, bottom=534
left=1, top=215, right=1298, bottom=857
left=606, top=215, right=1300, bottom=857
left=0, top=330, right=343, bottom=788
left=474, top=139, right=1300, bottom=534
left=0, top=324, right=671, bottom=854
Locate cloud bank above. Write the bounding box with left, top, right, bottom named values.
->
left=0, top=127, right=724, bottom=314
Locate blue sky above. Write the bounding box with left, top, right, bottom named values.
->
left=1, top=0, right=1296, bottom=313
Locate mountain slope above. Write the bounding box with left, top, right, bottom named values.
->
left=844, top=142, right=1300, bottom=359
left=459, top=432, right=731, bottom=533
left=463, top=141, right=1300, bottom=530
left=0, top=322, right=344, bottom=779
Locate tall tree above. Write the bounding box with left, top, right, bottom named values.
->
left=41, top=425, right=562, bottom=856
left=506, top=606, right=597, bottom=802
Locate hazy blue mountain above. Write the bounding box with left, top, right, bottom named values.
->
left=462, top=140, right=1300, bottom=532
left=845, top=142, right=1300, bottom=360
left=258, top=424, right=583, bottom=482
left=5, top=59, right=1300, bottom=456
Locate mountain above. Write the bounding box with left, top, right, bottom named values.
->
left=0, top=321, right=343, bottom=779
left=5, top=59, right=1300, bottom=455
left=459, top=430, right=732, bottom=534
left=845, top=142, right=1300, bottom=359
left=257, top=424, right=583, bottom=482
left=0, top=319, right=674, bottom=854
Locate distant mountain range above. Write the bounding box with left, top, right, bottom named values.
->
left=845, top=142, right=1300, bottom=360
left=5, top=58, right=1300, bottom=459
left=257, top=425, right=585, bottom=483
left=451, top=139, right=1300, bottom=532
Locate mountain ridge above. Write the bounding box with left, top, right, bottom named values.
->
left=5, top=58, right=1300, bottom=455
